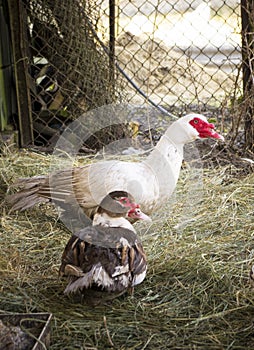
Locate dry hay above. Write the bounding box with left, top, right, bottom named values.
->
left=0, top=147, right=254, bottom=349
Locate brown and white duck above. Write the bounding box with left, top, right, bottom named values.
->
left=59, top=191, right=150, bottom=299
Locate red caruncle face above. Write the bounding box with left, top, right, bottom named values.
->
left=189, top=117, right=224, bottom=140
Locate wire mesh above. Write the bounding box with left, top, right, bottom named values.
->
left=17, top=0, right=241, bottom=149
left=23, top=0, right=125, bottom=149
left=112, top=0, right=241, bottom=107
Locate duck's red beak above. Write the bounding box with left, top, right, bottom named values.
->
left=137, top=212, right=152, bottom=221
left=128, top=205, right=152, bottom=222
left=199, top=123, right=225, bottom=140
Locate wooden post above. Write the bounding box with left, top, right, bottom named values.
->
left=109, top=0, right=115, bottom=95
left=241, top=0, right=254, bottom=151
left=0, top=0, right=15, bottom=132
left=8, top=0, right=33, bottom=146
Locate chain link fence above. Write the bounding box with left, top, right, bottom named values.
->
left=19, top=0, right=124, bottom=149
left=112, top=0, right=241, bottom=107
left=12, top=0, right=241, bottom=149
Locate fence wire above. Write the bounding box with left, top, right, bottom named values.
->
left=111, top=0, right=241, bottom=106
left=18, top=0, right=241, bottom=149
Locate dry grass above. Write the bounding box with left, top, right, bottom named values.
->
left=0, top=147, right=254, bottom=349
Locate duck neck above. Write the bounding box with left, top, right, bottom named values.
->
left=93, top=212, right=136, bottom=232
left=144, top=128, right=184, bottom=168
left=142, top=125, right=185, bottom=200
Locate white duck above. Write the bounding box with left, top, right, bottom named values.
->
left=8, top=114, right=223, bottom=219
left=59, top=191, right=149, bottom=298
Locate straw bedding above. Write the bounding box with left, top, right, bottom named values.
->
left=0, top=147, right=254, bottom=349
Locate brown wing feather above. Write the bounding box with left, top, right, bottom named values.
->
left=60, top=225, right=147, bottom=293
left=7, top=176, right=50, bottom=210
left=6, top=161, right=143, bottom=217
left=132, top=242, right=147, bottom=275
left=6, top=166, right=97, bottom=214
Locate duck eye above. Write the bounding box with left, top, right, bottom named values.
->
left=193, top=119, right=199, bottom=124
left=135, top=209, right=141, bottom=215
left=119, top=197, right=128, bottom=205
